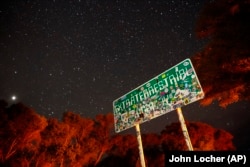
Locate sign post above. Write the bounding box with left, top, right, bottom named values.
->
left=113, top=58, right=204, bottom=165
left=135, top=124, right=146, bottom=167
left=176, top=107, right=193, bottom=151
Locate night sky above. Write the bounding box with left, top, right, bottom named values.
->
left=1, top=0, right=250, bottom=150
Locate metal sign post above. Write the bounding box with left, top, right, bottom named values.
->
left=176, top=107, right=193, bottom=151
left=135, top=124, right=146, bottom=167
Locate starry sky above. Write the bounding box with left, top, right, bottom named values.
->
left=1, top=0, right=250, bottom=150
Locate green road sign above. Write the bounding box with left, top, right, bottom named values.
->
left=113, top=58, right=204, bottom=133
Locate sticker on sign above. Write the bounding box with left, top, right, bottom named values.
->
left=113, top=58, right=204, bottom=133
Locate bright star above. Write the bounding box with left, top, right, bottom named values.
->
left=11, top=95, right=17, bottom=101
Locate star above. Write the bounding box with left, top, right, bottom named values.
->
left=11, top=95, right=17, bottom=101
